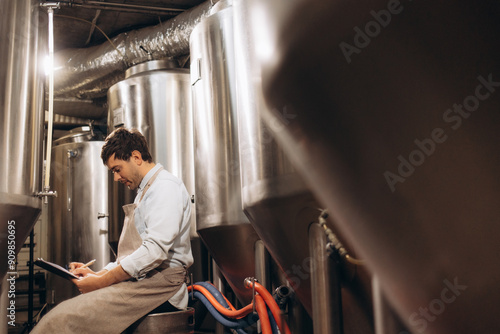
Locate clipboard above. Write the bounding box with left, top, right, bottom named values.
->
left=34, top=258, right=78, bottom=280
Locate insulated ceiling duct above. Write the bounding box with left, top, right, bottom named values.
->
left=53, top=1, right=214, bottom=100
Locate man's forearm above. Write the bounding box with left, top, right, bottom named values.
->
left=101, top=265, right=131, bottom=286
left=72, top=265, right=131, bottom=293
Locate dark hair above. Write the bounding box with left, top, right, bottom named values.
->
left=101, top=128, right=153, bottom=164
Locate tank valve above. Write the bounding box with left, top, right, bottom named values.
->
left=35, top=189, right=58, bottom=204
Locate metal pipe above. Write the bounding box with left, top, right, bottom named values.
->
left=85, top=9, right=101, bottom=45
left=65, top=0, right=185, bottom=14
left=212, top=260, right=225, bottom=334
left=309, top=222, right=343, bottom=334
left=27, top=229, right=35, bottom=330
left=44, top=6, right=55, bottom=192
left=254, top=240, right=270, bottom=290
left=67, top=3, right=182, bottom=16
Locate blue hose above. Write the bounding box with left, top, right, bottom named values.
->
left=190, top=291, right=257, bottom=332
left=196, top=282, right=231, bottom=308
left=191, top=282, right=278, bottom=334
left=194, top=282, right=257, bottom=328
left=268, top=306, right=279, bottom=334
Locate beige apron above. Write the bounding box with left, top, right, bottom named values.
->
left=117, top=166, right=163, bottom=264
left=32, top=167, right=188, bottom=334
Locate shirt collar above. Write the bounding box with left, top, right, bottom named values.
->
left=137, top=163, right=162, bottom=192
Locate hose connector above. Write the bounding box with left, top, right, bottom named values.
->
left=273, top=285, right=293, bottom=309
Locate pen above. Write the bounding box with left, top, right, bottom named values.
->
left=80, top=259, right=96, bottom=269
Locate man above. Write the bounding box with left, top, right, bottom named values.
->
left=32, top=128, right=193, bottom=333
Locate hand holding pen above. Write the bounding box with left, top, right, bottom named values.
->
left=69, top=259, right=96, bottom=277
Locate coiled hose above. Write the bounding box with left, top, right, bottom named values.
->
left=188, top=281, right=283, bottom=334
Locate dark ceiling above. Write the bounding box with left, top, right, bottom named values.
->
left=45, top=0, right=205, bottom=51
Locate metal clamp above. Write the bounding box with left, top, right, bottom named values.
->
left=244, top=277, right=258, bottom=314
left=39, top=2, right=61, bottom=9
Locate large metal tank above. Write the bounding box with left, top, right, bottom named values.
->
left=47, top=127, right=111, bottom=304
left=244, top=0, right=500, bottom=333
left=232, top=0, right=316, bottom=312
left=107, top=59, right=196, bottom=247
left=0, top=0, right=45, bottom=281
left=190, top=4, right=260, bottom=304
left=232, top=1, right=373, bottom=333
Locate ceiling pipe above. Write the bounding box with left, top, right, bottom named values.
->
left=52, top=0, right=215, bottom=99
left=42, top=0, right=186, bottom=15
left=64, top=0, right=186, bottom=15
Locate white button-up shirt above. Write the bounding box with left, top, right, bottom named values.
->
left=104, top=163, right=193, bottom=308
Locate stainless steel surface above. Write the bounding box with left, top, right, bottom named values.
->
left=232, top=0, right=321, bottom=315
left=248, top=0, right=500, bottom=333
left=125, top=307, right=195, bottom=334
left=254, top=240, right=270, bottom=290
left=309, top=223, right=343, bottom=334
left=0, top=0, right=45, bottom=281
left=190, top=6, right=259, bottom=304
left=54, top=1, right=215, bottom=99
left=190, top=6, right=244, bottom=231
left=52, top=114, right=106, bottom=130
left=107, top=60, right=197, bottom=243
left=197, top=225, right=259, bottom=304
left=53, top=125, right=104, bottom=145
left=233, top=2, right=375, bottom=332
left=212, top=261, right=225, bottom=334
left=48, top=130, right=110, bottom=304
left=125, top=58, right=179, bottom=77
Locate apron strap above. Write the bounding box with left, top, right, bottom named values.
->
left=138, top=166, right=164, bottom=203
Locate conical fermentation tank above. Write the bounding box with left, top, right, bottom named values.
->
left=241, top=0, right=500, bottom=333
left=47, top=127, right=111, bottom=304
left=232, top=0, right=317, bottom=314
left=232, top=1, right=374, bottom=332
left=107, top=59, right=197, bottom=249
left=190, top=5, right=260, bottom=304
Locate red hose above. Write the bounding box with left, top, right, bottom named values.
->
left=188, top=284, right=254, bottom=318
left=254, top=282, right=292, bottom=334
left=188, top=282, right=291, bottom=334
left=206, top=281, right=237, bottom=310
left=255, top=294, right=272, bottom=334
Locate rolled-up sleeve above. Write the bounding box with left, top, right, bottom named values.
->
left=103, top=261, right=119, bottom=272
left=120, top=178, right=184, bottom=279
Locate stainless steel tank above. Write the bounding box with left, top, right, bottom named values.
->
left=0, top=0, right=45, bottom=281
left=232, top=0, right=316, bottom=312
left=244, top=0, right=500, bottom=333
left=232, top=2, right=373, bottom=332
left=107, top=59, right=196, bottom=247
left=47, top=127, right=111, bottom=304
left=190, top=5, right=260, bottom=304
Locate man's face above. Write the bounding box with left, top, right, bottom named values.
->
left=106, top=153, right=142, bottom=190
